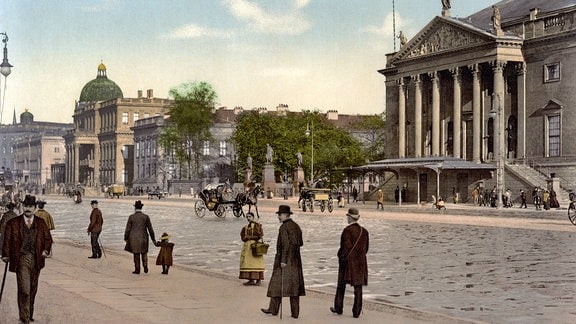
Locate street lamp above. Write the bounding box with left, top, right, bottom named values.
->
left=305, top=121, right=314, bottom=185
left=490, top=94, right=505, bottom=209
left=0, top=32, right=13, bottom=125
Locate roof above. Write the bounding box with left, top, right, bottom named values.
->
left=79, top=63, right=123, bottom=103
left=353, top=157, right=496, bottom=172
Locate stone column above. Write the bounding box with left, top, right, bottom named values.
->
left=74, top=144, right=79, bottom=184
left=94, top=143, right=101, bottom=188
left=451, top=67, right=462, bottom=158
left=413, top=75, right=422, bottom=157
left=398, top=78, right=406, bottom=158
left=492, top=61, right=506, bottom=159
left=430, top=72, right=440, bottom=156
left=470, top=64, right=482, bottom=163
left=516, top=63, right=527, bottom=161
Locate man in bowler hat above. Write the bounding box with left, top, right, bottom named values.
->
left=87, top=200, right=103, bottom=258
left=2, top=194, right=53, bottom=323
left=262, top=205, right=305, bottom=319
left=330, top=207, right=369, bottom=318
left=124, top=200, right=157, bottom=274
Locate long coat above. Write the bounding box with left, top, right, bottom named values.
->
left=156, top=241, right=174, bottom=266
left=124, top=211, right=156, bottom=254
left=266, top=218, right=305, bottom=297
left=87, top=207, right=103, bottom=233
left=2, top=215, right=53, bottom=273
left=337, top=222, right=369, bottom=286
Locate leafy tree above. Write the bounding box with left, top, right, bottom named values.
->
left=161, top=81, right=217, bottom=179
left=354, top=113, right=387, bottom=162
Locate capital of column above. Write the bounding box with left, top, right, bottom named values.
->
left=411, top=74, right=421, bottom=84
left=490, top=60, right=506, bottom=73
left=514, top=62, right=526, bottom=75
left=428, top=71, right=439, bottom=83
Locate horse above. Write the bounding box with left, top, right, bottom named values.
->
left=234, top=185, right=263, bottom=218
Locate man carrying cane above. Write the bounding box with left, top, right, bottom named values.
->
left=2, top=195, right=53, bottom=323
left=261, top=205, right=305, bottom=319
left=87, top=200, right=103, bottom=259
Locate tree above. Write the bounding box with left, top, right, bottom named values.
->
left=161, top=81, right=218, bottom=179
left=355, top=113, right=387, bottom=163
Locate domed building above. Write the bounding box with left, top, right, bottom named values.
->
left=63, top=62, right=173, bottom=192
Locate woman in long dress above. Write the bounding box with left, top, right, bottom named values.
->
left=239, top=212, right=265, bottom=285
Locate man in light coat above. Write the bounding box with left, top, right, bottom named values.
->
left=261, top=205, right=305, bottom=319
left=330, top=207, right=369, bottom=318
left=124, top=200, right=156, bottom=274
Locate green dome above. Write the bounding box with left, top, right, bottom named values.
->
left=20, top=109, right=33, bottom=124
left=79, top=63, right=123, bottom=102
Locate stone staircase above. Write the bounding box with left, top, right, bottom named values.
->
left=505, top=162, right=571, bottom=205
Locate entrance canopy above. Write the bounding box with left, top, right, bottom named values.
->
left=353, top=157, right=496, bottom=173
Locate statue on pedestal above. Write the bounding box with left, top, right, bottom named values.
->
left=296, top=151, right=303, bottom=168
left=266, top=144, right=273, bottom=163
left=247, top=154, right=252, bottom=170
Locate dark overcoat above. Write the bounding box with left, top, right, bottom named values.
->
left=87, top=207, right=103, bottom=233
left=266, top=218, right=305, bottom=297
left=337, top=222, right=369, bottom=286
left=2, top=215, right=53, bottom=273
left=124, top=211, right=156, bottom=253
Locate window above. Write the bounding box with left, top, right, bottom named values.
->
left=544, top=63, right=560, bottom=82
left=122, top=112, right=129, bottom=124
left=219, top=141, right=227, bottom=157
left=203, top=141, right=210, bottom=156
left=547, top=115, right=560, bottom=157
left=144, top=113, right=150, bottom=119
left=135, top=142, right=140, bottom=158
left=133, top=112, right=139, bottom=122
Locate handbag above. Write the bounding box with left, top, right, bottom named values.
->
left=251, top=239, right=269, bottom=256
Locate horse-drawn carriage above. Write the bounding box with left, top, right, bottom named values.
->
left=298, top=187, right=334, bottom=213
left=195, top=184, right=262, bottom=219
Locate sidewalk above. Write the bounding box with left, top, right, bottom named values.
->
left=0, top=240, right=478, bottom=324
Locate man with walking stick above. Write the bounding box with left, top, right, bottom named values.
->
left=261, top=205, right=305, bottom=319
left=87, top=200, right=103, bottom=259
left=2, top=195, right=53, bottom=323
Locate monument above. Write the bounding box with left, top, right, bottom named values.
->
left=262, top=144, right=276, bottom=196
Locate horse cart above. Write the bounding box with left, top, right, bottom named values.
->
left=298, top=187, right=334, bottom=213
left=195, top=184, right=262, bottom=219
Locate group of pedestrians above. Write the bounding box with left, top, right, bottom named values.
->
left=470, top=185, right=561, bottom=210
left=244, top=205, right=369, bottom=319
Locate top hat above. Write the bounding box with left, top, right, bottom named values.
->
left=346, top=207, right=360, bottom=220
left=134, top=200, right=144, bottom=209
left=275, top=205, right=293, bottom=215
left=90, top=200, right=98, bottom=205
left=161, top=232, right=170, bottom=240
left=22, top=195, right=36, bottom=207
left=36, top=200, right=46, bottom=208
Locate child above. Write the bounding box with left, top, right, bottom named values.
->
left=156, top=232, right=174, bottom=274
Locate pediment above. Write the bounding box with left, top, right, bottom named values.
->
left=392, top=17, right=494, bottom=63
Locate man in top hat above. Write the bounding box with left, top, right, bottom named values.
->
left=87, top=200, right=103, bottom=259
left=330, top=207, right=369, bottom=318
left=124, top=200, right=157, bottom=274
left=2, top=194, right=53, bottom=323
left=262, top=205, right=305, bottom=319
left=0, top=202, right=18, bottom=251
left=34, top=200, right=55, bottom=231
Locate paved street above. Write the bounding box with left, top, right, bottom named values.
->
left=31, top=194, right=576, bottom=323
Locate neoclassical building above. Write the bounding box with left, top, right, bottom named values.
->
left=63, top=63, right=172, bottom=191
left=371, top=0, right=576, bottom=203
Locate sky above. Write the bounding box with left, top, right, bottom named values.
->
left=0, top=0, right=496, bottom=124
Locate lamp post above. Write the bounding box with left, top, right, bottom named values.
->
left=305, top=121, right=314, bottom=185
left=0, top=32, right=13, bottom=125
left=490, top=94, right=505, bottom=209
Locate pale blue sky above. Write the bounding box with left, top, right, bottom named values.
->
left=0, top=0, right=495, bottom=123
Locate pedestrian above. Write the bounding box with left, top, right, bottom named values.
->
left=330, top=207, right=369, bottom=318
left=34, top=200, right=55, bottom=231
left=377, top=189, right=384, bottom=209
left=452, top=187, right=459, bottom=204
left=2, top=194, right=53, bottom=323
left=352, top=187, right=358, bottom=203
left=532, top=187, right=541, bottom=210
left=471, top=186, right=479, bottom=206
left=87, top=200, right=103, bottom=259
left=519, top=190, right=527, bottom=208
left=261, top=205, right=305, bottom=319
left=0, top=202, right=18, bottom=251
left=549, top=189, right=560, bottom=208
left=543, top=190, right=550, bottom=210
left=155, top=232, right=174, bottom=275
left=394, top=186, right=399, bottom=203
left=124, top=200, right=157, bottom=274
left=239, top=212, right=264, bottom=286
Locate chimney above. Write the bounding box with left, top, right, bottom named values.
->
left=147, top=89, right=153, bottom=98
left=137, top=90, right=143, bottom=98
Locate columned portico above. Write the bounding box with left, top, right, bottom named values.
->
left=413, top=75, right=422, bottom=157
left=398, top=78, right=406, bottom=158
left=471, top=64, right=482, bottom=163
left=451, top=67, right=462, bottom=158
left=430, top=71, right=440, bottom=157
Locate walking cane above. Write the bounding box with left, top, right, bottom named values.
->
left=99, top=239, right=106, bottom=258
left=0, top=261, right=8, bottom=303
left=280, top=266, right=283, bottom=320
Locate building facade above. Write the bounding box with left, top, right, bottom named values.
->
left=376, top=0, right=576, bottom=203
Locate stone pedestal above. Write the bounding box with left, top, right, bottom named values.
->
left=294, top=167, right=305, bottom=193
left=262, top=163, right=276, bottom=194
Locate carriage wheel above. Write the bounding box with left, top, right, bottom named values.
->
left=568, top=203, right=576, bottom=225
left=233, top=206, right=243, bottom=218
left=328, top=199, right=334, bottom=213
left=302, top=201, right=307, bottom=212
left=308, top=198, right=314, bottom=213
left=195, top=200, right=207, bottom=218
left=215, top=204, right=227, bottom=218
left=320, top=201, right=326, bottom=212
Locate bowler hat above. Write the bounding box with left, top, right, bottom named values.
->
left=90, top=200, right=98, bottom=205
left=36, top=200, right=46, bottom=208
left=346, top=207, right=360, bottom=220
left=22, top=195, right=36, bottom=207
left=275, top=205, right=293, bottom=215
left=161, top=232, right=170, bottom=240
left=134, top=200, right=144, bottom=209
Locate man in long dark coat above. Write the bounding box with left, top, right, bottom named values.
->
left=261, top=205, right=305, bottom=319
left=2, top=195, right=53, bottom=323
left=124, top=200, right=156, bottom=274
left=87, top=200, right=103, bottom=258
left=330, top=207, right=369, bottom=318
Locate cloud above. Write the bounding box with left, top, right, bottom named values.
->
left=223, top=0, right=311, bottom=35
left=163, top=24, right=234, bottom=40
